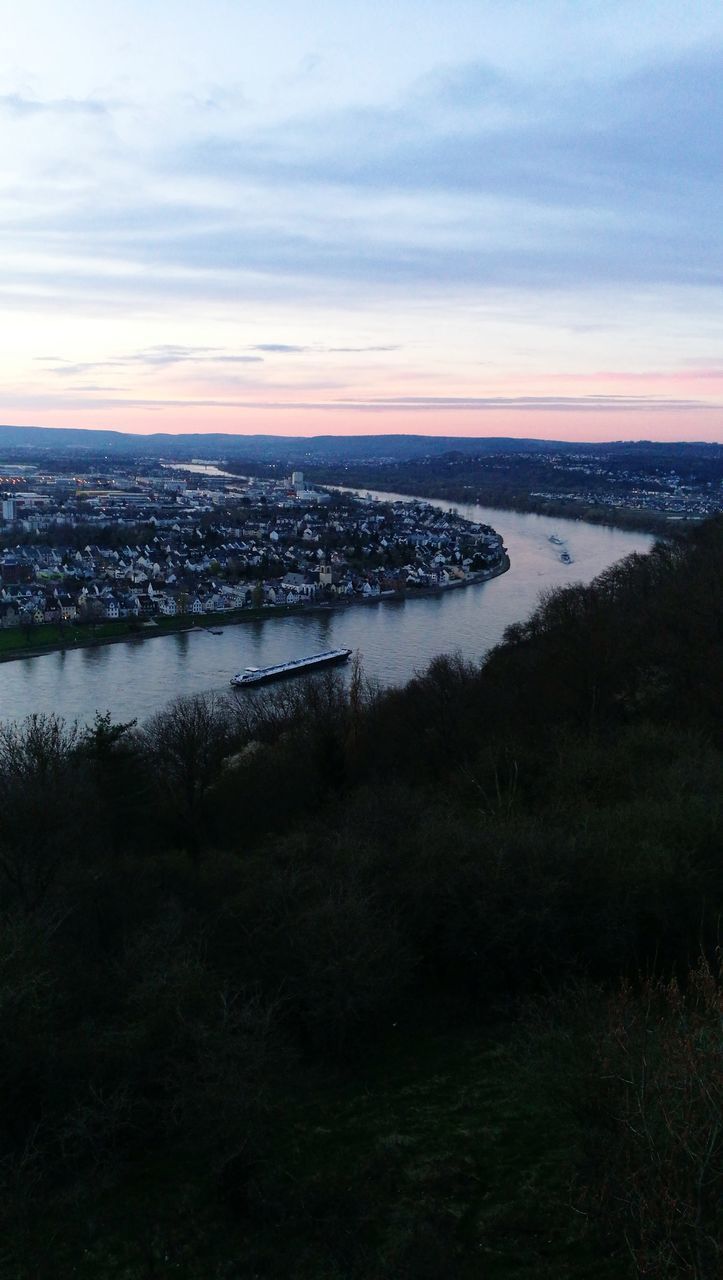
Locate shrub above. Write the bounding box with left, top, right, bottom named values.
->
left=581, top=957, right=722, bottom=1279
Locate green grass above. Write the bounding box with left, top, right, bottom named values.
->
left=10, top=1028, right=621, bottom=1280
left=243, top=1032, right=617, bottom=1280
left=0, top=616, right=169, bottom=655
left=0, top=605, right=308, bottom=661
left=0, top=618, right=127, bottom=653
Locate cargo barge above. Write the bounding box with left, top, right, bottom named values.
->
left=230, top=647, right=352, bottom=687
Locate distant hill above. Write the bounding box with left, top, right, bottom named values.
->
left=0, top=423, right=720, bottom=462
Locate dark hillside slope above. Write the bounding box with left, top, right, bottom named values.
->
left=358, top=517, right=722, bottom=783
left=0, top=518, right=721, bottom=1278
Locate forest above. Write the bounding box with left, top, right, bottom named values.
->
left=0, top=516, right=721, bottom=1279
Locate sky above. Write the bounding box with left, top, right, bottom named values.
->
left=1, top=0, right=722, bottom=442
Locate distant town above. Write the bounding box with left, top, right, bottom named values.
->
left=304, top=443, right=723, bottom=531
left=0, top=457, right=506, bottom=645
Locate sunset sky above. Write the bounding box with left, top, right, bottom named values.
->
left=1, top=0, right=722, bottom=441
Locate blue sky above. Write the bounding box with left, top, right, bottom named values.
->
left=1, top=0, right=722, bottom=439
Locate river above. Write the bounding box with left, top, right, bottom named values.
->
left=0, top=493, right=653, bottom=727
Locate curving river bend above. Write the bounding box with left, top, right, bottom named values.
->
left=0, top=492, right=653, bottom=727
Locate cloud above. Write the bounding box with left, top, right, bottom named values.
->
left=43, top=346, right=265, bottom=376
left=251, top=343, right=400, bottom=353
left=42, top=343, right=399, bottom=375
left=5, top=44, right=723, bottom=310
left=285, top=395, right=720, bottom=413
left=540, top=368, right=723, bottom=385
left=129, top=345, right=263, bottom=366
left=213, top=354, right=267, bottom=363
left=326, top=345, right=399, bottom=353
left=0, top=93, right=111, bottom=118
left=282, top=52, right=325, bottom=88
left=4, top=392, right=718, bottom=414
left=199, top=69, right=718, bottom=213
left=410, top=59, right=509, bottom=110
left=150, top=44, right=723, bottom=293
left=252, top=343, right=311, bottom=353
left=45, top=362, right=107, bottom=377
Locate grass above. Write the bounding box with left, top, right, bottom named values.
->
left=8, top=1027, right=623, bottom=1280
left=242, top=1031, right=618, bottom=1280
left=0, top=618, right=129, bottom=654
left=0, top=606, right=303, bottom=661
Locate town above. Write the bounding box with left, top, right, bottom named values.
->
left=0, top=457, right=506, bottom=640
left=305, top=441, right=723, bottom=530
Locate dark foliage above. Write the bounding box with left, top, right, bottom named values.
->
left=0, top=516, right=721, bottom=1276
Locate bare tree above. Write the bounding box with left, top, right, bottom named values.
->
left=141, top=694, right=233, bottom=862
left=0, top=715, right=84, bottom=911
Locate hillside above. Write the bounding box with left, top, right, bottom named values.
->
left=1, top=422, right=721, bottom=463
left=0, top=517, right=721, bottom=1278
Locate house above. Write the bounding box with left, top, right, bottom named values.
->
left=227, top=586, right=249, bottom=607
left=135, top=593, right=155, bottom=616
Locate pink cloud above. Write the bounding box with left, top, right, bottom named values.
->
left=526, top=369, right=723, bottom=386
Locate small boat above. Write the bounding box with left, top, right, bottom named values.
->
left=560, top=551, right=573, bottom=564
left=549, top=534, right=563, bottom=545
left=230, top=647, right=352, bottom=687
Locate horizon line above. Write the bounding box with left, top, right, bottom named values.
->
left=1, top=423, right=721, bottom=447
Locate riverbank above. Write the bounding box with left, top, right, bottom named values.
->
left=463, top=494, right=682, bottom=535
left=316, top=474, right=688, bottom=535
left=0, top=554, right=510, bottom=665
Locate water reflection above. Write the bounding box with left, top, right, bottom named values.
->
left=80, top=644, right=104, bottom=667
left=174, top=631, right=190, bottom=658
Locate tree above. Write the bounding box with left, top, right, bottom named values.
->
left=141, top=694, right=233, bottom=863
left=80, top=710, right=136, bottom=761
left=0, top=715, right=85, bottom=910
left=77, top=712, right=142, bottom=854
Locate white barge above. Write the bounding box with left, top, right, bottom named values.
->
left=230, top=647, right=352, bottom=687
